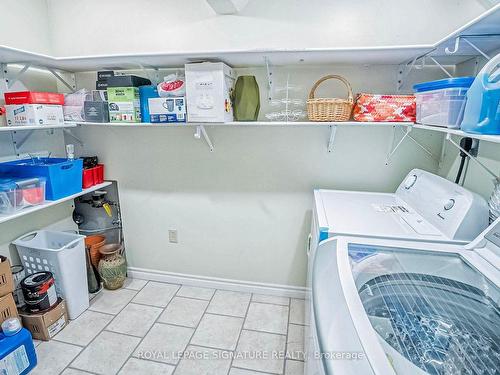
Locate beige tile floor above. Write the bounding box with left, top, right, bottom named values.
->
left=31, top=278, right=305, bottom=375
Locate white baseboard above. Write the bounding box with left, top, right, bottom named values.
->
left=127, top=267, right=306, bottom=299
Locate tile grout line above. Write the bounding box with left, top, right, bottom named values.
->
left=176, top=285, right=220, bottom=374
left=227, top=292, right=253, bottom=375
left=114, top=282, right=182, bottom=375
left=231, top=366, right=277, bottom=375
left=283, top=297, right=292, bottom=375
left=64, top=282, right=144, bottom=374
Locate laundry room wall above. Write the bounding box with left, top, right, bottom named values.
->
left=72, top=64, right=447, bottom=287
left=44, top=0, right=490, bottom=56
left=0, top=0, right=52, bottom=54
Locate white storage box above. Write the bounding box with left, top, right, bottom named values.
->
left=185, top=62, right=236, bottom=122
left=5, top=104, right=64, bottom=127
left=413, top=77, right=474, bottom=128
left=13, top=230, right=89, bottom=319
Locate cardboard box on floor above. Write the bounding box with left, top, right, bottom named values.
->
left=0, top=256, right=14, bottom=297
left=0, top=293, right=18, bottom=325
left=20, top=298, right=68, bottom=341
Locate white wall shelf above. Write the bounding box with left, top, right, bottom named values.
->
left=72, top=121, right=411, bottom=128
left=0, top=5, right=498, bottom=71
left=0, top=181, right=112, bottom=225
left=413, top=124, right=500, bottom=144
left=0, top=124, right=77, bottom=132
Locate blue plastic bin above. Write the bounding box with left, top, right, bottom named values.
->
left=0, top=158, right=83, bottom=200
left=0, top=328, right=37, bottom=375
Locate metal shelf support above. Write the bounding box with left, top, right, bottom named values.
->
left=327, top=125, right=337, bottom=153
left=194, top=125, right=214, bottom=152
left=386, top=126, right=439, bottom=165
left=63, top=129, right=84, bottom=147
left=264, top=56, right=274, bottom=101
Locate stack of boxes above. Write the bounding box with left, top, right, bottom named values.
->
left=3, top=92, right=65, bottom=126
left=0, top=256, right=18, bottom=326
left=0, top=256, right=69, bottom=341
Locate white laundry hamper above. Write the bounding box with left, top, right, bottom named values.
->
left=13, top=230, right=89, bottom=319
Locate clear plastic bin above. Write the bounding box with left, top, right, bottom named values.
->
left=413, top=77, right=474, bottom=128
left=0, top=177, right=46, bottom=215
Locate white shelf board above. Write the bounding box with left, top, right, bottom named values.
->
left=0, top=181, right=112, bottom=225
left=413, top=124, right=500, bottom=143
left=72, top=121, right=412, bottom=128
left=0, top=45, right=433, bottom=71
left=0, top=6, right=498, bottom=71
left=0, top=124, right=77, bottom=132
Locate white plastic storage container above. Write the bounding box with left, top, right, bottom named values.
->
left=13, top=230, right=88, bottom=319
left=185, top=62, right=236, bottom=122
left=413, top=77, right=474, bottom=128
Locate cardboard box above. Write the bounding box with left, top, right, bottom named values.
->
left=0, top=256, right=14, bottom=297
left=185, top=62, right=236, bottom=122
left=84, top=101, right=110, bottom=123
left=20, top=298, right=68, bottom=341
left=4, top=91, right=65, bottom=105
left=92, top=90, right=108, bottom=102
left=107, top=75, right=151, bottom=88
left=97, top=70, right=114, bottom=80
left=0, top=293, right=18, bottom=326
left=107, top=87, right=141, bottom=122
left=5, top=104, right=64, bottom=126
left=96, top=80, right=109, bottom=90
left=149, top=97, right=186, bottom=123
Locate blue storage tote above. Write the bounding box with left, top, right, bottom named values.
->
left=0, top=158, right=83, bottom=200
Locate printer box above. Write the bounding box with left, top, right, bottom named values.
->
left=148, top=97, right=186, bottom=123
left=107, top=87, right=141, bottom=122
left=5, top=104, right=64, bottom=126
left=20, top=298, right=68, bottom=341
left=185, top=62, right=236, bottom=122
left=84, top=101, right=110, bottom=123
left=0, top=256, right=14, bottom=297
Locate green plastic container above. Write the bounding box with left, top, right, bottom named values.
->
left=233, top=76, right=260, bottom=121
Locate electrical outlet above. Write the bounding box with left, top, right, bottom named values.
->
left=168, top=230, right=178, bottom=244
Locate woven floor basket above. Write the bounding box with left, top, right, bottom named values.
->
left=307, top=75, right=354, bottom=121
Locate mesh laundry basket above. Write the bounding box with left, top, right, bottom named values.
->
left=13, top=230, right=88, bottom=319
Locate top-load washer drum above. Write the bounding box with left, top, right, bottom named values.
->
left=311, top=218, right=500, bottom=375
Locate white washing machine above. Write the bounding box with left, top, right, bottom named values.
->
left=311, top=217, right=500, bottom=375
left=305, top=169, right=489, bottom=375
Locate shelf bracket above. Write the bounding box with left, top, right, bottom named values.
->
left=327, top=125, right=337, bottom=153
left=10, top=130, right=35, bottom=156
left=445, top=36, right=492, bottom=60
left=47, top=68, right=76, bottom=93
left=63, top=129, right=84, bottom=147
left=446, top=134, right=499, bottom=182
left=427, top=56, right=453, bottom=78
left=7, top=63, right=31, bottom=88
left=386, top=126, right=439, bottom=164
left=194, top=125, right=214, bottom=152
left=264, top=56, right=273, bottom=101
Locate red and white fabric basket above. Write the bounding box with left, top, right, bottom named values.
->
left=353, top=94, right=416, bottom=122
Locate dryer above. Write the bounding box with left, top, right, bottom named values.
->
left=305, top=169, right=489, bottom=375
left=311, top=217, right=500, bottom=375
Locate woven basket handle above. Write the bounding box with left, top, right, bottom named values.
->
left=308, top=75, right=353, bottom=103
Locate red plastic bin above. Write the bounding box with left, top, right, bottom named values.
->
left=82, top=164, right=105, bottom=189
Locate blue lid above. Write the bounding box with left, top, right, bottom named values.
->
left=0, top=178, right=17, bottom=190
left=413, top=77, right=475, bottom=92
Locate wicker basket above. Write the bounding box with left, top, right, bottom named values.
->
left=307, top=75, right=354, bottom=122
